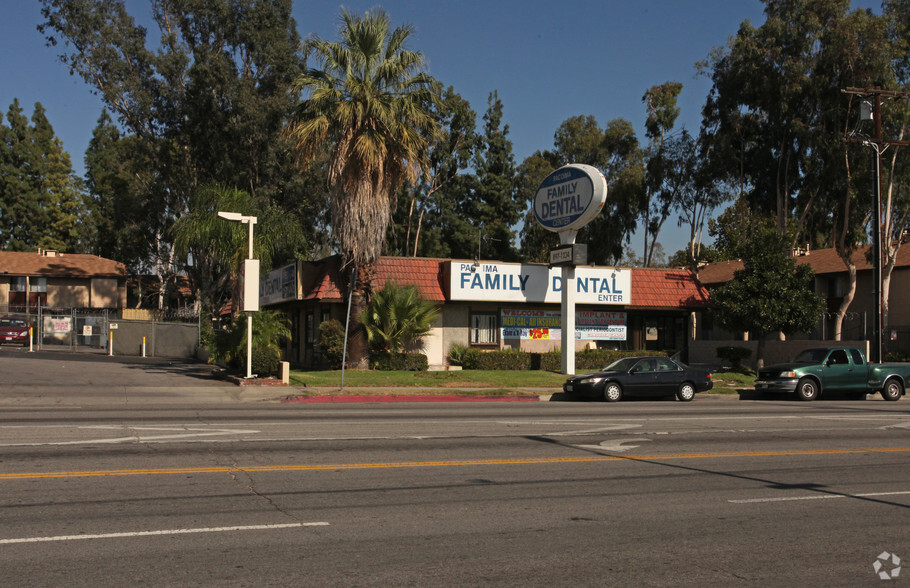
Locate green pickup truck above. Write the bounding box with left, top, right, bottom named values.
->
left=754, top=347, right=909, bottom=401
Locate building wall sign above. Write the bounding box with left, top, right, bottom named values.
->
left=260, top=262, right=298, bottom=306
left=501, top=309, right=627, bottom=340
left=449, top=262, right=630, bottom=305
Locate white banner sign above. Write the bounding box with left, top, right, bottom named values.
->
left=450, top=262, right=630, bottom=305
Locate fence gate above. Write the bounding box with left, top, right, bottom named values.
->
left=37, top=307, right=110, bottom=352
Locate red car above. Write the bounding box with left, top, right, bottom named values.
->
left=0, top=317, right=29, bottom=346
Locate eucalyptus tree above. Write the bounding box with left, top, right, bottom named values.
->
left=702, top=0, right=900, bottom=339
left=39, top=0, right=311, bottom=306
left=516, top=115, right=643, bottom=265
left=286, top=8, right=439, bottom=367
left=388, top=84, right=477, bottom=258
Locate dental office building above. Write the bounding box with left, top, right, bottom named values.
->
left=261, top=255, right=711, bottom=368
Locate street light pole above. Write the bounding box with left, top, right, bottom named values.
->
left=218, top=211, right=259, bottom=379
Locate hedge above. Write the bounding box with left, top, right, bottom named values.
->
left=459, top=348, right=669, bottom=371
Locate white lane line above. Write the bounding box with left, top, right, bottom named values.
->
left=730, top=490, right=910, bottom=504
left=0, top=522, right=329, bottom=545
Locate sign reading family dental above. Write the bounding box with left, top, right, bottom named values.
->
left=501, top=309, right=627, bottom=340
left=449, top=261, right=630, bottom=304
left=533, top=164, right=607, bottom=232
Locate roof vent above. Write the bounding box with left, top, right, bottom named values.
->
left=41, top=249, right=58, bottom=257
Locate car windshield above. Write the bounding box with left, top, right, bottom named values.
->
left=0, top=318, right=26, bottom=327
left=603, top=357, right=640, bottom=372
left=793, top=349, right=829, bottom=363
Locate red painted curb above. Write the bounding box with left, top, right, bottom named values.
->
left=281, top=394, right=541, bottom=403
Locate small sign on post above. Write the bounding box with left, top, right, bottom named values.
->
left=549, top=244, right=588, bottom=267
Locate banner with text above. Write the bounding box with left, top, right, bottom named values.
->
left=500, top=309, right=627, bottom=340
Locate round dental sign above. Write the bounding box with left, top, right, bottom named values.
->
left=533, top=164, right=607, bottom=232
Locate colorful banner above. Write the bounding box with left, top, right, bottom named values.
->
left=500, top=309, right=627, bottom=341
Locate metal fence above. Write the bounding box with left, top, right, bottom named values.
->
left=1, top=306, right=200, bottom=359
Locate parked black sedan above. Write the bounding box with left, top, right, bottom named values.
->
left=562, top=356, right=713, bottom=402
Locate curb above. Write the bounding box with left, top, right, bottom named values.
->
left=282, top=394, right=546, bottom=403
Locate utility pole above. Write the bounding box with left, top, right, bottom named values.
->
left=842, top=87, right=910, bottom=363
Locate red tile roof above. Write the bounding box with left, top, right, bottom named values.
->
left=697, top=244, right=910, bottom=285
left=300, top=256, right=707, bottom=309
left=628, top=267, right=711, bottom=309
left=0, top=250, right=126, bottom=278
left=301, top=256, right=446, bottom=302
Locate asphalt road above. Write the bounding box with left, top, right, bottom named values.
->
left=1, top=350, right=909, bottom=586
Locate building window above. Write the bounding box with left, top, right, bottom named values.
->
left=470, top=312, right=498, bottom=346
left=305, top=312, right=314, bottom=344
left=10, top=277, right=26, bottom=292
left=31, top=277, right=47, bottom=293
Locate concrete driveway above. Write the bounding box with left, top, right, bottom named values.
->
left=0, top=348, right=282, bottom=406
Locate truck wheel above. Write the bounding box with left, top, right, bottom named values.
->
left=796, top=378, right=819, bottom=401
left=882, top=378, right=904, bottom=402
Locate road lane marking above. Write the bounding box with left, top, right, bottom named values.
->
left=3, top=447, right=910, bottom=481
left=574, top=438, right=650, bottom=452
left=730, top=491, right=910, bottom=504
left=0, top=523, right=329, bottom=545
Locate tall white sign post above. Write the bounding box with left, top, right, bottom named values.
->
left=533, top=164, right=607, bottom=375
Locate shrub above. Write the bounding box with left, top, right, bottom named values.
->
left=716, top=346, right=752, bottom=369
left=252, top=347, right=281, bottom=377
left=885, top=350, right=910, bottom=362
left=370, top=351, right=428, bottom=371
left=447, top=343, right=469, bottom=366
left=207, top=310, right=290, bottom=374
left=360, top=282, right=438, bottom=353
left=316, top=319, right=346, bottom=369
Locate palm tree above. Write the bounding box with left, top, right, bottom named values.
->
left=360, top=282, right=439, bottom=353
left=171, top=184, right=307, bottom=317
left=286, top=8, right=439, bottom=367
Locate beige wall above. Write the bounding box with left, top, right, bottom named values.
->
left=90, top=278, right=120, bottom=308
left=48, top=278, right=90, bottom=307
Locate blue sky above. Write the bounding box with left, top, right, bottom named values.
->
left=2, top=1, right=777, bottom=257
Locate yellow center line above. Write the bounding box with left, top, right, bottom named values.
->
left=3, top=447, right=910, bottom=481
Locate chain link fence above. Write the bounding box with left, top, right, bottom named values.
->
left=0, top=306, right=200, bottom=359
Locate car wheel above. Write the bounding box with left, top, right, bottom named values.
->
left=796, top=378, right=819, bottom=401
left=677, top=382, right=696, bottom=402
left=603, top=382, right=623, bottom=402
left=882, top=378, right=904, bottom=402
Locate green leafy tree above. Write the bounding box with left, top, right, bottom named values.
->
left=286, top=8, right=439, bottom=368
left=641, top=81, right=684, bottom=267
left=443, top=91, right=520, bottom=261
left=388, top=84, right=477, bottom=258
left=710, top=229, right=824, bottom=368
left=0, top=100, right=88, bottom=252
left=516, top=116, right=644, bottom=264
left=359, top=282, right=439, bottom=353
left=171, top=184, right=307, bottom=317
left=84, top=110, right=155, bottom=272
left=40, top=0, right=314, bottom=306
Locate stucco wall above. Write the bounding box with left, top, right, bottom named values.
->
left=48, top=278, right=90, bottom=307
left=91, top=278, right=120, bottom=308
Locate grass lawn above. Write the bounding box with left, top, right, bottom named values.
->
left=289, top=368, right=756, bottom=395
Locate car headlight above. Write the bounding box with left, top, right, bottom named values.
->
left=780, top=371, right=797, bottom=378
left=579, top=377, right=605, bottom=385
